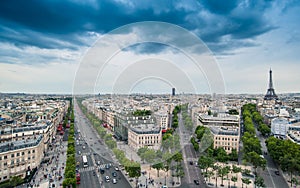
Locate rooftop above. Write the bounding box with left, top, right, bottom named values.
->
left=209, top=126, right=239, bottom=136
left=0, top=135, right=43, bottom=153
left=130, top=123, right=161, bottom=134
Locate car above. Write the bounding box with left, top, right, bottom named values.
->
left=194, top=180, right=200, bottom=185
left=78, top=151, right=81, bottom=155
left=112, top=172, right=117, bottom=177
left=97, top=161, right=101, bottom=165
left=105, top=176, right=110, bottom=182
left=189, top=161, right=194, bottom=165
left=112, top=178, right=117, bottom=184
left=99, top=168, right=105, bottom=174
left=82, top=146, right=86, bottom=150
left=207, top=182, right=214, bottom=187
left=105, top=164, right=110, bottom=169
left=115, top=167, right=119, bottom=171
left=275, top=171, right=280, bottom=175
left=93, top=171, right=96, bottom=176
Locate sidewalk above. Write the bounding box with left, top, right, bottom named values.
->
left=117, top=142, right=181, bottom=188
left=117, top=141, right=141, bottom=163
left=139, top=165, right=181, bottom=188
left=204, top=162, right=255, bottom=188
left=29, top=134, right=67, bottom=188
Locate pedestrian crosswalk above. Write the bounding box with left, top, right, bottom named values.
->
left=78, top=163, right=111, bottom=173
left=98, top=163, right=110, bottom=169
left=78, top=166, right=95, bottom=172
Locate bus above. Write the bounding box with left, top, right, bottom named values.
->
left=82, top=155, right=88, bottom=167
left=76, top=173, right=80, bottom=184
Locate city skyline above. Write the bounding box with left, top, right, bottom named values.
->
left=0, top=0, right=299, bottom=94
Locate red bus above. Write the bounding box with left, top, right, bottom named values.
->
left=57, top=124, right=63, bottom=131
left=76, top=173, right=80, bottom=184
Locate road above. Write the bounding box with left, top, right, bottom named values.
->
left=74, top=99, right=132, bottom=188
left=255, top=129, right=289, bottom=188
left=178, top=113, right=206, bottom=188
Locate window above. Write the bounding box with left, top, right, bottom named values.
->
left=17, top=153, right=20, bottom=157
left=28, top=151, right=31, bottom=154
left=32, top=150, right=35, bottom=153
left=11, top=154, right=14, bottom=158
left=22, top=152, right=25, bottom=156
left=28, top=157, right=31, bottom=160
left=11, top=160, right=14, bottom=165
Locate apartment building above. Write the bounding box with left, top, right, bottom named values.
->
left=128, top=123, right=162, bottom=151
left=0, top=98, right=68, bottom=182
left=154, top=111, right=169, bottom=130
left=198, top=114, right=240, bottom=153
left=0, top=135, right=44, bottom=182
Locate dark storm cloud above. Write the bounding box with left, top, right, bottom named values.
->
left=123, top=43, right=171, bottom=55
left=0, top=0, right=286, bottom=59
left=201, top=0, right=239, bottom=15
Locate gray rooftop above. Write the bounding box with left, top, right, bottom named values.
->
left=0, top=135, right=43, bottom=153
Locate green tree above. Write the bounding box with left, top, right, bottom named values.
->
left=10, top=176, right=23, bottom=187
left=232, top=165, right=242, bottom=173
left=280, top=154, right=300, bottom=187
left=245, top=151, right=266, bottom=174
left=229, top=149, right=238, bottom=161
left=258, top=123, right=271, bottom=136
left=126, top=162, right=141, bottom=178
left=231, top=176, right=238, bottom=187
left=106, top=139, right=117, bottom=149
left=198, top=155, right=214, bottom=174
left=152, top=162, right=164, bottom=177
left=242, top=178, right=251, bottom=188
left=254, top=176, right=265, bottom=188
left=214, top=147, right=228, bottom=162
left=143, top=149, right=157, bottom=163
left=218, top=166, right=230, bottom=186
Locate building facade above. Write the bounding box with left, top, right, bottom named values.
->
left=128, top=124, right=162, bottom=151
left=198, top=114, right=240, bottom=153
left=0, top=135, right=44, bottom=182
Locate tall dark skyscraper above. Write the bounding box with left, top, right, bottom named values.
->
left=264, top=69, right=278, bottom=100
left=172, top=88, right=175, bottom=96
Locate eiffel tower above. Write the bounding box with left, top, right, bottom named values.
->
left=264, top=69, right=278, bottom=100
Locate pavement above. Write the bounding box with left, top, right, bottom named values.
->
left=204, top=162, right=255, bottom=188
left=23, top=134, right=67, bottom=188
left=117, top=141, right=182, bottom=188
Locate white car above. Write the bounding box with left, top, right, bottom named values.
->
left=112, top=178, right=117, bottom=184
left=105, top=176, right=110, bottom=182
left=115, top=167, right=119, bottom=171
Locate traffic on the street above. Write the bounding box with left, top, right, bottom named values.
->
left=74, top=100, right=132, bottom=188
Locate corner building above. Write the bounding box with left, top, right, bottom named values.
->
left=198, top=114, right=240, bottom=153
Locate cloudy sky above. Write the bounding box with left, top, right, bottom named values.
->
left=0, top=0, right=299, bottom=94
